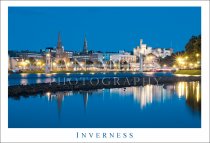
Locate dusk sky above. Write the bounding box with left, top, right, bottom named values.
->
left=9, top=7, right=201, bottom=53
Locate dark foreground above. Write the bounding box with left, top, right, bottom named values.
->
left=8, top=76, right=201, bottom=97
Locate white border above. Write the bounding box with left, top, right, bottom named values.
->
left=1, top=1, right=209, bottom=142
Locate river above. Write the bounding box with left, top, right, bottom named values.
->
left=8, top=81, right=201, bottom=128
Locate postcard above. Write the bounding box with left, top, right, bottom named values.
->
left=1, top=0, right=209, bottom=142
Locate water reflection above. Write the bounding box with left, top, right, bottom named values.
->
left=9, top=72, right=174, bottom=86
left=37, top=81, right=200, bottom=117
left=109, top=84, right=175, bottom=109
left=175, top=82, right=201, bottom=112
left=45, top=91, right=72, bottom=117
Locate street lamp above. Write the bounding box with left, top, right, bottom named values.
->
left=25, top=60, right=30, bottom=64
left=46, top=53, right=50, bottom=57
left=36, top=61, right=41, bottom=70
left=177, top=57, right=184, bottom=64
left=21, top=61, right=27, bottom=70
left=52, top=62, right=57, bottom=70
left=45, top=53, right=51, bottom=72
left=189, top=63, right=193, bottom=69
left=66, top=62, right=70, bottom=70
left=25, top=60, right=31, bottom=70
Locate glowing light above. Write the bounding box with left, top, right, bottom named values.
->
left=177, top=82, right=185, bottom=98
left=185, top=86, right=188, bottom=99
left=66, top=62, right=70, bottom=66
left=149, top=56, right=153, bottom=60
left=22, top=61, right=27, bottom=66
left=46, top=73, right=51, bottom=77
left=46, top=53, right=50, bottom=57
left=37, top=61, right=41, bottom=65
left=185, top=56, right=188, bottom=59
left=194, top=63, right=198, bottom=67
left=21, top=73, right=28, bottom=77
left=25, top=60, right=30, bottom=63
left=196, top=82, right=200, bottom=102
left=177, top=57, right=183, bottom=62
left=46, top=92, right=51, bottom=101
left=196, top=53, right=199, bottom=57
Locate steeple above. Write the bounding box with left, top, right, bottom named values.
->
left=140, top=39, right=143, bottom=47
left=83, top=34, right=88, bottom=54
left=57, top=32, right=62, bottom=49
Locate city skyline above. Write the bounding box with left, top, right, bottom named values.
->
left=9, top=7, right=201, bottom=52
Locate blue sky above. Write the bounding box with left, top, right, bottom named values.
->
left=9, top=7, right=201, bottom=52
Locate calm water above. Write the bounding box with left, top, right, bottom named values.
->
left=8, top=72, right=174, bottom=86
left=8, top=81, right=201, bottom=128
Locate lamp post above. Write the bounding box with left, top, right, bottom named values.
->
left=25, top=60, right=31, bottom=71
left=22, top=61, right=27, bottom=70
left=196, top=53, right=200, bottom=69
left=37, top=61, right=41, bottom=70
left=66, top=62, right=70, bottom=70
left=45, top=53, right=51, bottom=73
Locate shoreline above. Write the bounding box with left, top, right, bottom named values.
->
left=8, top=76, right=201, bottom=97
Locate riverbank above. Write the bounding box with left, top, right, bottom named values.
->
left=8, top=76, right=201, bottom=97
left=10, top=69, right=201, bottom=75
left=174, top=70, right=201, bottom=75
left=9, top=70, right=138, bottom=74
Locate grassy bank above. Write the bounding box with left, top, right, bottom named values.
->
left=174, top=70, right=201, bottom=75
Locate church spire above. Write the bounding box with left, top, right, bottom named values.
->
left=83, top=34, right=88, bottom=54
left=57, top=32, right=62, bottom=49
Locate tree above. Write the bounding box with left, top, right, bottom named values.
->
left=58, top=60, right=65, bottom=69
left=120, top=60, right=129, bottom=70
left=185, top=35, right=201, bottom=62
left=93, top=61, right=102, bottom=68
left=106, top=60, right=114, bottom=69
left=28, top=57, right=36, bottom=65
left=158, top=54, right=176, bottom=67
